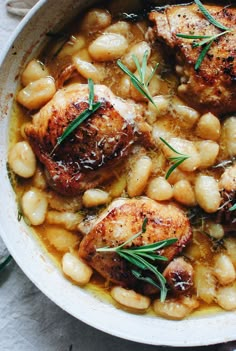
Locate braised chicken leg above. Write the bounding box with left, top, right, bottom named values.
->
left=149, top=3, right=236, bottom=115
left=25, top=84, right=137, bottom=195
left=79, top=197, right=192, bottom=293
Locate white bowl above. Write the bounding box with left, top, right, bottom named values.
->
left=1, top=0, right=236, bottom=346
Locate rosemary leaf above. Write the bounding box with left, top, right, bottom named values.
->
left=229, top=203, right=236, bottom=212
left=165, top=157, right=188, bottom=180
left=176, top=34, right=212, bottom=40
left=159, top=137, right=189, bottom=179
left=132, top=270, right=167, bottom=302
left=159, top=137, right=183, bottom=155
left=131, top=237, right=177, bottom=252
left=132, top=269, right=161, bottom=286
left=118, top=251, right=147, bottom=270
left=117, top=51, right=158, bottom=108
left=96, top=219, right=177, bottom=301
left=146, top=63, right=159, bottom=86
left=50, top=102, right=101, bottom=155
left=195, top=0, right=231, bottom=31
left=195, top=39, right=214, bottom=70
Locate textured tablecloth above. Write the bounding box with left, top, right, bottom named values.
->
left=0, top=2, right=236, bottom=350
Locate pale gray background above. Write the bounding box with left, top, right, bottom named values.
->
left=1, top=2, right=236, bottom=350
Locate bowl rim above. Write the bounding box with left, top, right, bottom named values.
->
left=1, top=0, right=236, bottom=347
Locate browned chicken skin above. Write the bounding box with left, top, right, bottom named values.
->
left=149, top=3, right=236, bottom=115
left=79, top=197, right=192, bottom=293
left=25, top=84, right=137, bottom=195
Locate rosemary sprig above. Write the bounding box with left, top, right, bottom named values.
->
left=176, top=0, right=233, bottom=70
left=50, top=79, right=101, bottom=156
left=96, top=218, right=177, bottom=302
left=117, top=50, right=159, bottom=108
left=229, top=203, right=236, bottom=212
left=159, top=137, right=189, bottom=179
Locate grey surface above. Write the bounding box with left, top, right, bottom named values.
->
left=1, top=3, right=236, bottom=351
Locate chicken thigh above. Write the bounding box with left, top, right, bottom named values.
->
left=149, top=3, right=236, bottom=115
left=25, top=84, right=137, bottom=195
left=79, top=197, right=192, bottom=293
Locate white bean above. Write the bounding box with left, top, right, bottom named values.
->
left=108, top=175, right=126, bottom=198
left=152, top=121, right=172, bottom=141
left=219, top=165, right=236, bottom=192
left=194, top=265, right=216, bottom=304
left=216, top=283, right=236, bottom=311
left=122, top=41, right=151, bottom=72
left=47, top=191, right=82, bottom=212
left=46, top=211, right=84, bottom=231
left=22, top=188, right=48, bottom=225
left=88, top=33, right=128, bottom=61
left=194, top=175, right=221, bottom=213
left=221, top=116, right=236, bottom=157
left=58, top=35, right=85, bottom=58
left=162, top=137, right=200, bottom=172
left=173, top=180, right=196, bottom=206
left=196, top=140, right=219, bottom=168
left=32, top=167, right=47, bottom=190
left=214, top=254, right=236, bottom=285
left=204, top=221, right=224, bottom=240
left=82, top=189, right=110, bottom=208
left=21, top=59, right=49, bottom=87
left=111, top=286, right=150, bottom=310
left=127, top=156, right=152, bottom=197
left=167, top=168, right=196, bottom=185
left=146, top=95, right=169, bottom=124
left=104, top=21, right=131, bottom=37
left=47, top=227, right=79, bottom=252
left=17, top=77, right=56, bottom=110
left=196, top=112, right=221, bottom=141
left=72, top=52, right=105, bottom=83
left=8, top=141, right=36, bottom=178
left=153, top=296, right=199, bottom=320
left=62, top=253, right=93, bottom=285
left=81, top=9, right=112, bottom=32
left=170, top=96, right=200, bottom=128
left=224, top=237, right=236, bottom=268
left=118, top=75, right=131, bottom=98
left=130, top=66, right=160, bottom=102
left=146, top=177, right=173, bottom=201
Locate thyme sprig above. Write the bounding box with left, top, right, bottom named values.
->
left=96, top=218, right=177, bottom=302
left=117, top=50, right=159, bottom=108
left=160, top=137, right=189, bottom=179
left=50, top=78, right=101, bottom=156
left=176, top=0, right=233, bottom=70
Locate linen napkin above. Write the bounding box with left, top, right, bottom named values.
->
left=6, top=0, right=38, bottom=17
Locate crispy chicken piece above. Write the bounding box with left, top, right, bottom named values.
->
left=149, top=4, right=236, bottom=115
left=79, top=197, right=192, bottom=293
left=25, top=84, right=137, bottom=195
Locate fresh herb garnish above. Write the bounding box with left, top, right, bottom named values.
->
left=96, top=218, right=177, bottom=302
left=0, top=255, right=12, bottom=272
left=50, top=79, right=101, bottom=156
left=117, top=50, right=159, bottom=108
left=229, top=203, right=236, bottom=212
left=160, top=137, right=189, bottom=179
left=176, top=0, right=233, bottom=70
